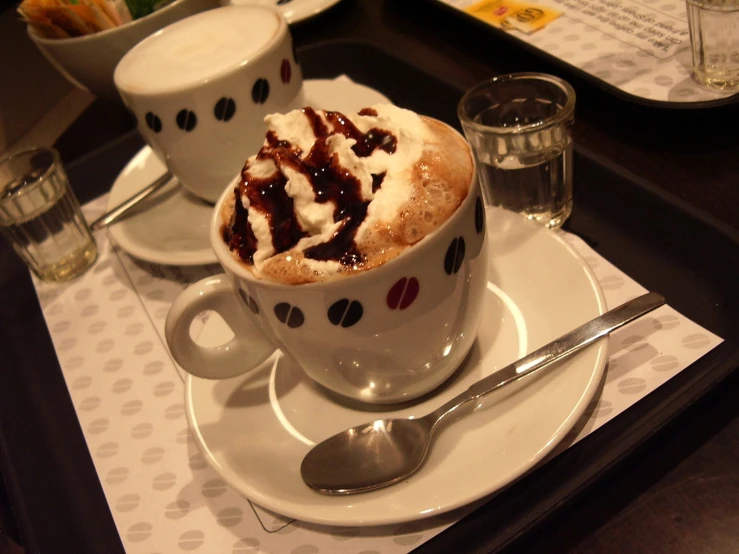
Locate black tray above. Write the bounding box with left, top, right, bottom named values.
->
left=422, top=0, right=739, bottom=110
left=0, top=42, right=737, bottom=554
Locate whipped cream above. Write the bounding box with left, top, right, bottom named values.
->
left=223, top=104, right=471, bottom=283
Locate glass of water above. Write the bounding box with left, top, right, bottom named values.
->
left=458, top=73, right=576, bottom=229
left=0, top=147, right=97, bottom=282
left=686, top=0, right=739, bottom=92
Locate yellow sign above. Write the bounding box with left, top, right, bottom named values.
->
left=465, top=0, right=562, bottom=34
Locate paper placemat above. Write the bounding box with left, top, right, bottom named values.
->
left=32, top=195, right=722, bottom=553
left=438, top=0, right=737, bottom=104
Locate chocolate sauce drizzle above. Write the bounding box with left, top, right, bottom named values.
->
left=223, top=188, right=258, bottom=262
left=226, top=108, right=398, bottom=267
left=324, top=110, right=397, bottom=158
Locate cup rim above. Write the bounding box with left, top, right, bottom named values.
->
left=457, top=72, right=576, bottom=135
left=27, top=0, right=196, bottom=46
left=208, top=122, right=479, bottom=290
left=0, top=146, right=62, bottom=202
left=113, top=5, right=287, bottom=97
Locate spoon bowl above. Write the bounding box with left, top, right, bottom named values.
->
left=304, top=417, right=434, bottom=494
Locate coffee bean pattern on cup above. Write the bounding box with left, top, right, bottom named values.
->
left=221, top=104, right=474, bottom=285
left=273, top=302, right=304, bottom=328
left=327, top=299, right=364, bottom=328
left=444, top=237, right=466, bottom=275
left=237, top=289, right=259, bottom=314
left=140, top=59, right=295, bottom=134
left=214, top=97, right=236, bottom=122
left=386, top=277, right=420, bottom=310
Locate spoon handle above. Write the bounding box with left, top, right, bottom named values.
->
left=90, top=171, right=173, bottom=231
left=430, top=292, right=665, bottom=422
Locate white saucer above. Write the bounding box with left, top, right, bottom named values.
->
left=227, top=0, right=343, bottom=24
left=106, top=77, right=392, bottom=266
left=185, top=208, right=609, bottom=526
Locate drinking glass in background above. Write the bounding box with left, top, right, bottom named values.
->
left=0, top=147, right=97, bottom=282
left=685, top=0, right=739, bottom=92
left=458, top=73, right=576, bottom=230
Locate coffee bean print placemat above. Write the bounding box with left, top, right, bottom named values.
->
left=31, top=195, right=722, bottom=553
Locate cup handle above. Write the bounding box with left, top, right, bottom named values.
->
left=165, top=274, right=274, bottom=379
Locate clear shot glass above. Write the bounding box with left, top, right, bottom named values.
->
left=686, top=0, right=739, bottom=92
left=0, top=147, right=97, bottom=282
left=458, top=73, right=576, bottom=230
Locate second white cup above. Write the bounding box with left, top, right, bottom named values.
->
left=114, top=5, right=304, bottom=203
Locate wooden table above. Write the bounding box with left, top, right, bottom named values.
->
left=1, top=1, right=737, bottom=552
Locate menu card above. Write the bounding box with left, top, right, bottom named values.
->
left=31, top=195, right=722, bottom=553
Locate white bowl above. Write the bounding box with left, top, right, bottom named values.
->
left=27, top=0, right=221, bottom=101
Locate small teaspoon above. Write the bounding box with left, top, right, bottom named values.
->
left=301, top=292, right=666, bottom=495
left=89, top=171, right=173, bottom=231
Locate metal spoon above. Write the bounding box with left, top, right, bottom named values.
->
left=89, top=171, right=173, bottom=231
left=301, top=291, right=666, bottom=495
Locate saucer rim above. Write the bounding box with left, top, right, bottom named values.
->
left=278, top=0, right=344, bottom=24
left=228, top=0, right=344, bottom=24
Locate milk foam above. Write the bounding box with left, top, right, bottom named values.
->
left=115, top=7, right=280, bottom=93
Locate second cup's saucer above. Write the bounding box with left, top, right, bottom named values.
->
left=106, top=77, right=392, bottom=266
left=226, top=0, right=344, bottom=24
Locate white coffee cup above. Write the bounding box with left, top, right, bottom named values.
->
left=164, top=125, right=489, bottom=405
left=114, top=5, right=304, bottom=203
